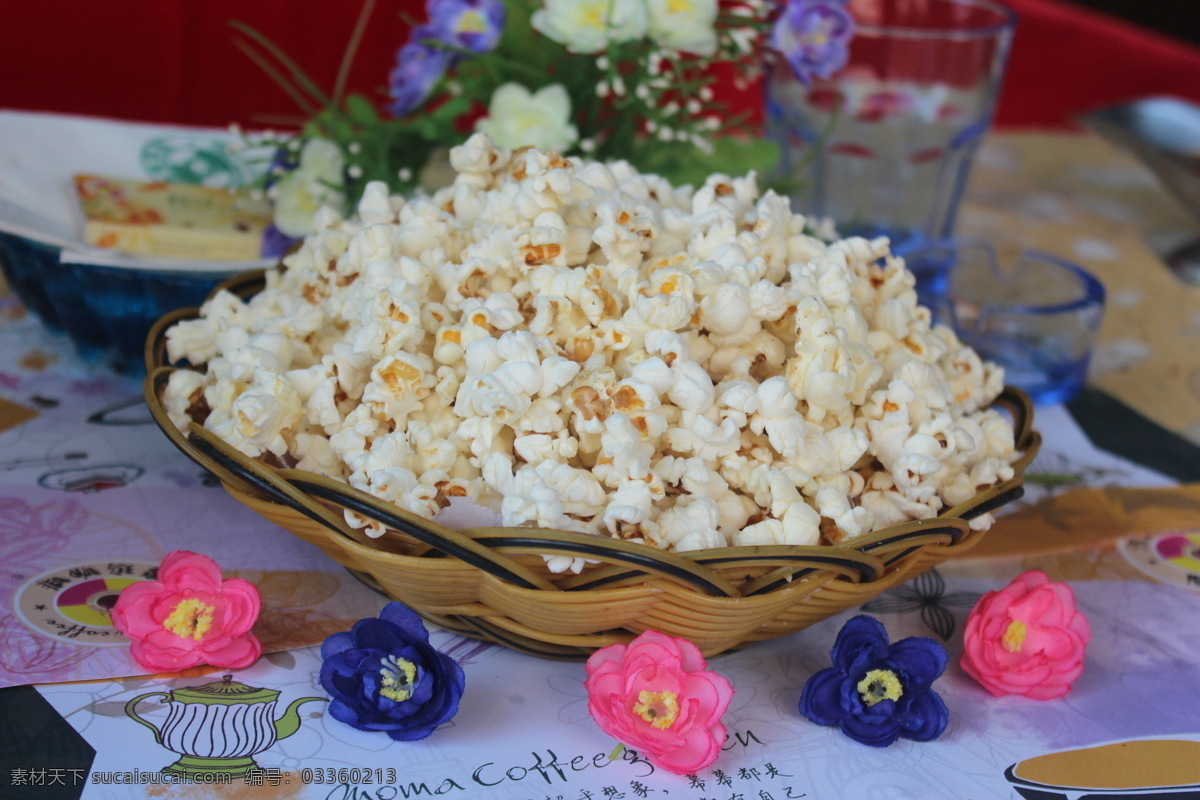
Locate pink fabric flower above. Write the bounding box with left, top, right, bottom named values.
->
left=960, top=570, right=1090, bottom=700
left=110, top=551, right=261, bottom=673
left=585, top=631, right=733, bottom=775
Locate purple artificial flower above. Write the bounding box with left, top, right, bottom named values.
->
left=258, top=144, right=303, bottom=254
left=425, top=0, right=506, bottom=54
left=260, top=223, right=299, bottom=259
left=771, top=0, right=854, bottom=85
left=319, top=602, right=466, bottom=741
left=799, top=615, right=948, bottom=747
left=386, top=0, right=504, bottom=118
left=387, top=36, right=452, bottom=117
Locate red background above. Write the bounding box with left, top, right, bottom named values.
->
left=2, top=0, right=1200, bottom=131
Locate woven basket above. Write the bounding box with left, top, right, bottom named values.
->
left=144, top=271, right=1040, bottom=659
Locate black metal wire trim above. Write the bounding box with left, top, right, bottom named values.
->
left=876, top=545, right=922, bottom=567
left=961, top=485, right=1024, bottom=520
left=691, top=552, right=880, bottom=580
left=562, top=565, right=807, bottom=593
left=846, top=530, right=960, bottom=573
left=187, top=432, right=359, bottom=542
left=741, top=570, right=822, bottom=597
left=469, top=534, right=736, bottom=597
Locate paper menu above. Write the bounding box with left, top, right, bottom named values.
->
left=34, top=566, right=1200, bottom=800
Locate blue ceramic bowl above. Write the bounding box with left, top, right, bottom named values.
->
left=0, top=230, right=241, bottom=375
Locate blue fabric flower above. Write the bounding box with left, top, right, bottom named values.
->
left=387, top=37, right=453, bottom=117
left=260, top=223, right=299, bottom=259
left=258, top=146, right=302, bottom=257
left=319, top=602, right=466, bottom=741
left=771, top=0, right=854, bottom=85
left=426, top=0, right=506, bottom=55
left=800, top=615, right=948, bottom=747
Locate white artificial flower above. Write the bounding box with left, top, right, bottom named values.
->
left=273, top=138, right=346, bottom=237
left=647, top=0, right=718, bottom=55
left=476, top=83, right=579, bottom=152
left=532, top=0, right=648, bottom=54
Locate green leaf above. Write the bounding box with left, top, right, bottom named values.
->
left=310, top=112, right=355, bottom=144
left=712, top=137, right=781, bottom=177
left=345, top=94, right=380, bottom=126
left=498, top=0, right=538, bottom=54
left=640, top=137, right=781, bottom=187
left=429, top=95, right=472, bottom=124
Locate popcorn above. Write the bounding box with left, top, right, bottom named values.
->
left=734, top=473, right=822, bottom=547
left=163, top=369, right=208, bottom=431
left=603, top=478, right=659, bottom=540
left=164, top=134, right=1020, bottom=562
left=750, top=377, right=807, bottom=461
left=326, top=343, right=373, bottom=400
left=293, top=429, right=344, bottom=478
left=815, top=486, right=873, bottom=542
left=449, top=132, right=509, bottom=183
left=357, top=181, right=397, bottom=225
left=205, top=370, right=303, bottom=458
left=656, top=497, right=725, bottom=552
left=303, top=375, right=343, bottom=428
left=165, top=289, right=252, bottom=365
left=699, top=281, right=757, bottom=344
left=630, top=267, right=697, bottom=331
left=665, top=411, right=741, bottom=462
left=362, top=352, right=434, bottom=424
left=665, top=360, right=713, bottom=413
left=514, top=431, right=580, bottom=464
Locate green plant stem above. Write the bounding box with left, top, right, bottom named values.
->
left=432, top=41, right=548, bottom=82
left=232, top=39, right=320, bottom=118
left=230, top=20, right=343, bottom=114
left=333, top=0, right=377, bottom=106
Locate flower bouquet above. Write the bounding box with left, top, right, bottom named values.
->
left=234, top=0, right=781, bottom=242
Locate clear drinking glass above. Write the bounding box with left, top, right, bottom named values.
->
left=906, top=241, right=1107, bottom=405
left=765, top=0, right=1016, bottom=253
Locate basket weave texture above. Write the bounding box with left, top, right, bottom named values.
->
left=144, top=273, right=1040, bottom=659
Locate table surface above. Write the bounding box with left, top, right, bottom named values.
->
left=959, top=131, right=1200, bottom=444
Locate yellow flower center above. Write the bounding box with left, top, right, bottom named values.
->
left=379, top=656, right=418, bottom=702
left=857, top=669, right=904, bottom=707
left=633, top=690, right=680, bottom=729
left=456, top=10, right=488, bottom=35
left=577, top=0, right=606, bottom=28
left=163, top=598, right=215, bottom=641
left=1003, top=619, right=1028, bottom=653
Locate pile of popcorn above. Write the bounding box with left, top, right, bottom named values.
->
left=163, top=133, right=1016, bottom=569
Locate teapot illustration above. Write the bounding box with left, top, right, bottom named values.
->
left=125, top=674, right=325, bottom=778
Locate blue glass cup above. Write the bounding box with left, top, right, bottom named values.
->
left=765, top=0, right=1016, bottom=253
left=905, top=241, right=1106, bottom=405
